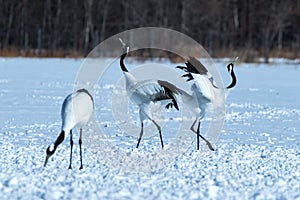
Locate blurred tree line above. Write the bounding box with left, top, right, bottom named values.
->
left=0, top=0, right=299, bottom=62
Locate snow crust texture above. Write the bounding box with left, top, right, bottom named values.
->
left=0, top=58, right=299, bottom=199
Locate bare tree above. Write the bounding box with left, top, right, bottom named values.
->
left=84, top=0, right=93, bottom=53
left=0, top=0, right=299, bottom=59
left=100, top=0, right=111, bottom=42
left=52, top=0, right=62, bottom=52
left=4, top=1, right=16, bottom=46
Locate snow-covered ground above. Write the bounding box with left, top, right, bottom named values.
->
left=0, top=57, right=299, bottom=199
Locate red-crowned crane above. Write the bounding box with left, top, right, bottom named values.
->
left=44, top=89, right=94, bottom=169
left=177, top=57, right=237, bottom=150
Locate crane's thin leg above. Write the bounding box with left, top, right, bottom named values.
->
left=190, top=121, right=214, bottom=151
left=79, top=128, right=83, bottom=170
left=196, top=121, right=200, bottom=150
left=151, top=119, right=163, bottom=149
left=200, top=135, right=214, bottom=151
left=141, top=109, right=164, bottom=149
left=68, top=130, right=73, bottom=169
left=136, top=122, right=144, bottom=148
left=190, top=118, right=198, bottom=133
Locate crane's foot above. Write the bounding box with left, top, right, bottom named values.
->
left=206, top=142, right=215, bottom=151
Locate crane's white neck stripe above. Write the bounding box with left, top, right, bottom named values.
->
left=49, top=144, right=55, bottom=152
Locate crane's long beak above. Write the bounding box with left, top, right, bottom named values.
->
left=118, top=38, right=129, bottom=53
left=119, top=38, right=126, bottom=46
left=44, top=154, right=51, bottom=167
left=233, top=56, right=239, bottom=64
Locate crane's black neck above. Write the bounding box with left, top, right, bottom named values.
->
left=226, top=69, right=237, bottom=89
left=44, top=130, right=65, bottom=167
left=47, top=131, right=65, bottom=155
left=120, top=52, right=128, bottom=72
left=211, top=65, right=237, bottom=89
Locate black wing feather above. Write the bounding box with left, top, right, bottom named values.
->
left=177, top=57, right=209, bottom=82
left=186, top=57, right=208, bottom=75
left=156, top=80, right=181, bottom=110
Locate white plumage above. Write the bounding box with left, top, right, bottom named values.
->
left=177, top=57, right=237, bottom=150
left=119, top=39, right=181, bottom=148
left=61, top=89, right=94, bottom=134
left=44, top=89, right=94, bottom=169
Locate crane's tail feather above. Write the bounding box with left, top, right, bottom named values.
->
left=157, top=80, right=181, bottom=111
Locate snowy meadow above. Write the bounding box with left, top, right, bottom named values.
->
left=0, top=57, right=299, bottom=199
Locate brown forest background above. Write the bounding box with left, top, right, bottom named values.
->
left=0, top=0, right=300, bottom=62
